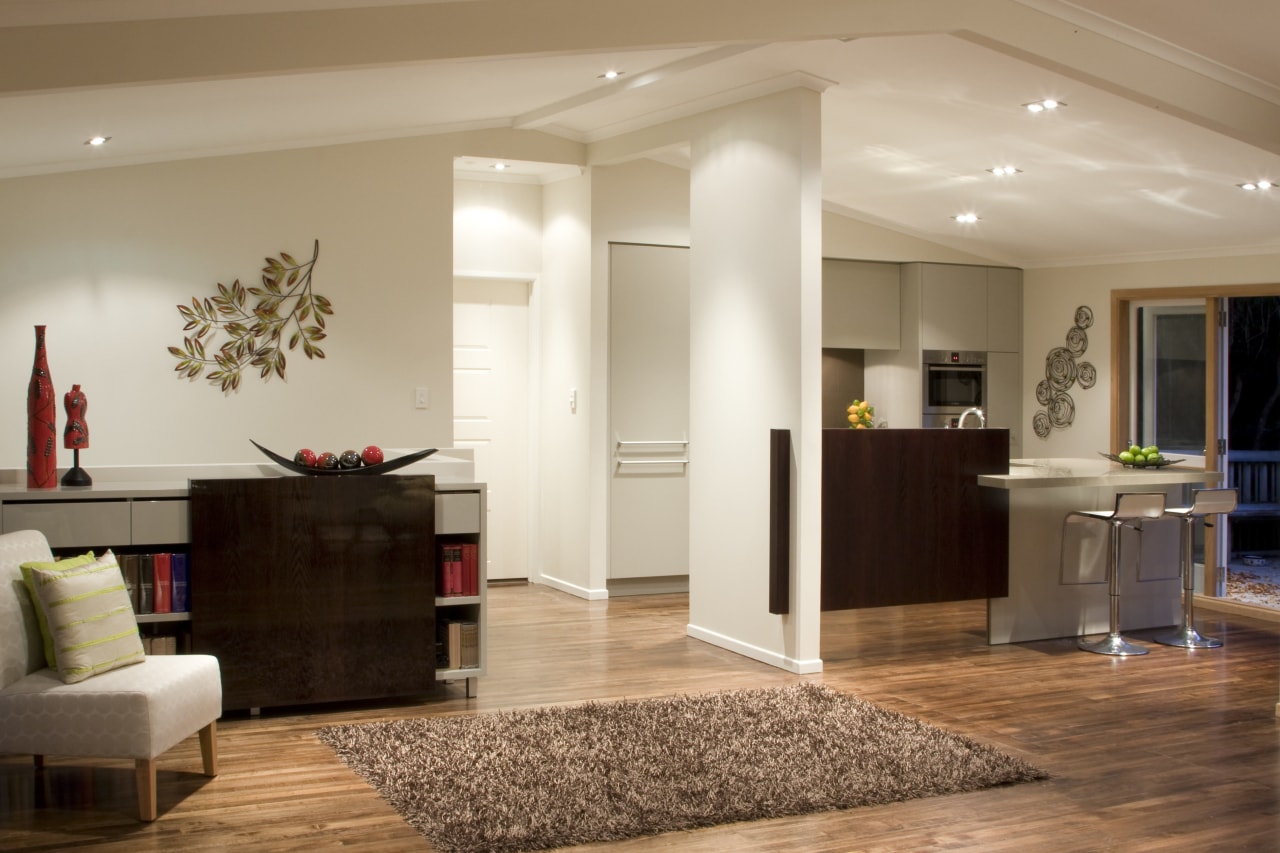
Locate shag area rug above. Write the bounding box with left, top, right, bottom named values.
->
left=316, top=682, right=1048, bottom=853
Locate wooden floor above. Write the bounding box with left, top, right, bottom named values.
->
left=3, top=583, right=1279, bottom=851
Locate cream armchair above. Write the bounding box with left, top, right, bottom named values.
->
left=0, top=529, right=222, bottom=820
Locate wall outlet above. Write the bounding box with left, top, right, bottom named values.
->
left=569, top=388, right=577, bottom=413
left=415, top=387, right=430, bottom=409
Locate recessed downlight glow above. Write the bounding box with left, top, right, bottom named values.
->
left=954, top=213, right=980, bottom=224
left=988, top=166, right=1021, bottom=176
left=1023, top=99, right=1065, bottom=113
left=1238, top=180, right=1274, bottom=191
left=598, top=70, right=624, bottom=80
left=492, top=162, right=508, bottom=171
left=84, top=135, right=111, bottom=146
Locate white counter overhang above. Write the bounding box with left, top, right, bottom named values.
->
left=978, top=456, right=1222, bottom=490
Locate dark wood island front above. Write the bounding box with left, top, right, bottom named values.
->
left=821, top=428, right=1009, bottom=610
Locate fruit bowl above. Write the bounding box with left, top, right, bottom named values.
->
left=252, top=440, right=437, bottom=475
left=1099, top=451, right=1184, bottom=469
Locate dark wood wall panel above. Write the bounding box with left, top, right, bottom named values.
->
left=821, top=429, right=1008, bottom=610
left=190, top=476, right=436, bottom=711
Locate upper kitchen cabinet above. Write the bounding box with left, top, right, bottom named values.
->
left=822, top=258, right=901, bottom=350
left=986, top=267, right=1023, bottom=353
left=911, top=263, right=1023, bottom=352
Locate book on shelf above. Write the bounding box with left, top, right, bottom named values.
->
left=138, top=553, right=155, bottom=614
left=438, top=543, right=463, bottom=597
left=141, top=634, right=177, bottom=655
left=119, top=554, right=141, bottom=612
left=153, top=552, right=172, bottom=614
left=461, top=542, right=479, bottom=596
left=438, top=618, right=479, bottom=670
left=170, top=553, right=190, bottom=613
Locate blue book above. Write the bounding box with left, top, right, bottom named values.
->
left=170, top=553, right=190, bottom=613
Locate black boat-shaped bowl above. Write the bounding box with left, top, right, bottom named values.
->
left=252, top=440, right=438, bottom=475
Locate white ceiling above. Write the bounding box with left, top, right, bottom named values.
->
left=2, top=0, right=1279, bottom=268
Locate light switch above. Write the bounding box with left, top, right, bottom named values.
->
left=415, top=387, right=430, bottom=409
left=569, top=388, right=577, bottom=413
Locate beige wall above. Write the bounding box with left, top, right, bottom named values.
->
left=0, top=137, right=454, bottom=466
left=1024, top=255, right=1280, bottom=459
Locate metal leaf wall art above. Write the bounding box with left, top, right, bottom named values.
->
left=168, top=240, right=334, bottom=392
left=1033, top=305, right=1096, bottom=439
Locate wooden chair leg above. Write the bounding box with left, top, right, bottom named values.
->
left=199, top=721, right=219, bottom=777
left=135, top=758, right=157, bottom=821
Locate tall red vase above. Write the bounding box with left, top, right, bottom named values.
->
left=27, top=325, right=57, bottom=489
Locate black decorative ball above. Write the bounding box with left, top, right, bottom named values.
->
left=317, top=451, right=339, bottom=469
left=339, top=449, right=362, bottom=469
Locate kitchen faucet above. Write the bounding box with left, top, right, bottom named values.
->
left=957, top=406, right=986, bottom=428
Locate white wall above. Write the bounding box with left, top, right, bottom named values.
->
left=687, top=88, right=824, bottom=673
left=536, top=172, right=595, bottom=595
left=0, top=138, right=455, bottom=466
left=454, top=179, right=544, bottom=276
left=1024, top=254, right=1280, bottom=458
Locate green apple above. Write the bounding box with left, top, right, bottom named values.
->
left=1142, top=445, right=1159, bottom=456
left=1128, top=444, right=1142, bottom=455
left=1118, top=451, right=1135, bottom=464
left=1133, top=454, right=1148, bottom=466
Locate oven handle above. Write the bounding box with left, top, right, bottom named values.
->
left=927, top=364, right=985, bottom=372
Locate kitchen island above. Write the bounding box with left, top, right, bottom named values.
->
left=979, top=457, right=1221, bottom=644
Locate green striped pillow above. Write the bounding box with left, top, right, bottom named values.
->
left=20, top=551, right=98, bottom=668
left=29, top=551, right=145, bottom=684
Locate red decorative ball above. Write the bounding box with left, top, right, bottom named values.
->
left=361, top=445, right=384, bottom=466
left=294, top=448, right=317, bottom=467
left=317, top=451, right=339, bottom=470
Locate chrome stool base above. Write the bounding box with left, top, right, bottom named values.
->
left=1078, top=633, right=1149, bottom=656
left=1152, top=626, right=1222, bottom=649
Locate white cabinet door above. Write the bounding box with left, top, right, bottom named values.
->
left=921, top=264, right=987, bottom=351
left=986, top=267, right=1023, bottom=353
left=609, top=243, right=690, bottom=580
left=822, top=258, right=900, bottom=349
left=986, top=350, right=1023, bottom=458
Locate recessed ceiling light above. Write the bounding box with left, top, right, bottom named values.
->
left=598, top=70, right=624, bottom=80
left=84, top=135, right=111, bottom=146
left=988, top=166, right=1022, bottom=176
left=1238, top=180, right=1274, bottom=191
left=1023, top=99, right=1065, bottom=113
left=953, top=213, right=980, bottom=223
left=492, top=162, right=508, bottom=171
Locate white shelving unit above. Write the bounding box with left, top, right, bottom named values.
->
left=434, top=484, right=486, bottom=697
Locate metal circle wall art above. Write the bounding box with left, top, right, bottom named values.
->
left=1033, top=305, right=1096, bottom=439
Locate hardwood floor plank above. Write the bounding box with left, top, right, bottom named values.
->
left=2, top=583, right=1279, bottom=851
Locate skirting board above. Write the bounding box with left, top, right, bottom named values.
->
left=686, top=622, right=823, bottom=674
left=539, top=573, right=609, bottom=600
left=607, top=576, right=689, bottom=597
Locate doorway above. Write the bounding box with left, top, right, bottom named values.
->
left=453, top=276, right=532, bottom=581
left=1114, top=285, right=1280, bottom=611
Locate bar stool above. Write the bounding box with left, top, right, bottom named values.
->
left=1067, top=491, right=1167, bottom=656
left=1153, top=487, right=1238, bottom=649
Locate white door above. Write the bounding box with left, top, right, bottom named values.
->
left=609, top=243, right=690, bottom=580
left=454, top=277, right=531, bottom=580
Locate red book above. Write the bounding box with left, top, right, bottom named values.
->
left=152, top=553, right=172, bottom=614
left=463, top=543, right=478, bottom=596
left=451, top=545, right=464, bottom=596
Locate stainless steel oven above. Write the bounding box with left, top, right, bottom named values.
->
left=922, top=350, right=986, bottom=427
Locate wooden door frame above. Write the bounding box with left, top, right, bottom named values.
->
left=1111, top=283, right=1280, bottom=594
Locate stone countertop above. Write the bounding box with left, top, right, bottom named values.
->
left=977, top=456, right=1222, bottom=490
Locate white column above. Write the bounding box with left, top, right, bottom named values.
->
left=686, top=87, right=824, bottom=673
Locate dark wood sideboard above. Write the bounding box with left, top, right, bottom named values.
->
left=190, top=475, right=437, bottom=712
left=821, top=428, right=1009, bottom=610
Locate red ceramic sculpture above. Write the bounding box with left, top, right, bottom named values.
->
left=26, top=325, right=57, bottom=489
